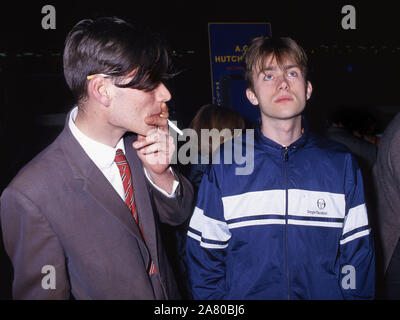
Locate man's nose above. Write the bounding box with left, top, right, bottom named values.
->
left=277, top=74, right=290, bottom=91
left=156, top=83, right=171, bottom=102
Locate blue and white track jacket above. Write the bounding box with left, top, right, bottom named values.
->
left=186, top=124, right=375, bottom=299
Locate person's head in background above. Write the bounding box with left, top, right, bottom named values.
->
left=189, top=104, right=246, bottom=160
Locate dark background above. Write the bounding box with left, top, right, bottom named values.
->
left=1, top=0, right=399, bottom=299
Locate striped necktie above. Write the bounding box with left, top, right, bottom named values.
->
left=114, top=149, right=156, bottom=275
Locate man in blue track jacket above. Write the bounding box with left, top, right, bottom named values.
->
left=185, top=37, right=375, bottom=299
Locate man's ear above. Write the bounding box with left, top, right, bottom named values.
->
left=306, top=81, right=313, bottom=100
left=246, top=88, right=259, bottom=106
left=87, top=77, right=111, bottom=106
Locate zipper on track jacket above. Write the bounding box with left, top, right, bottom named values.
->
left=283, top=146, right=290, bottom=299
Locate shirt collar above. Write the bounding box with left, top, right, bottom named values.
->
left=68, top=106, right=125, bottom=170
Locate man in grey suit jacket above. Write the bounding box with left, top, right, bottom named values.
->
left=0, top=17, right=194, bottom=299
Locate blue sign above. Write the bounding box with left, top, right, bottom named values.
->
left=208, top=23, right=272, bottom=123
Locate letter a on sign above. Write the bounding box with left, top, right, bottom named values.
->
left=41, top=5, right=56, bottom=30
left=341, top=5, right=356, bottom=30
left=41, top=265, right=56, bottom=290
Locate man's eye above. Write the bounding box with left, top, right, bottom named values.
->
left=264, top=74, right=273, bottom=80
left=288, top=71, right=298, bottom=77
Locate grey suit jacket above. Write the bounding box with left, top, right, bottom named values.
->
left=0, top=114, right=194, bottom=299
left=373, top=113, right=400, bottom=273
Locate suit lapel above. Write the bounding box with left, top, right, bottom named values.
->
left=58, top=118, right=148, bottom=249
left=82, top=163, right=147, bottom=246
left=124, top=134, right=159, bottom=270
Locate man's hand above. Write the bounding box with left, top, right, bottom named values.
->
left=132, top=103, right=176, bottom=193
left=133, top=127, right=175, bottom=174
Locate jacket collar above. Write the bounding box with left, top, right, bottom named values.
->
left=255, top=115, right=309, bottom=152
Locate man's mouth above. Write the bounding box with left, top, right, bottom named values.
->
left=275, top=95, right=294, bottom=103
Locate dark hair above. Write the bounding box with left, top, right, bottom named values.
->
left=189, top=104, right=246, bottom=156
left=63, top=17, right=172, bottom=105
left=244, top=36, right=308, bottom=90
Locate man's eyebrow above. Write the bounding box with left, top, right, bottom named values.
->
left=259, top=66, right=276, bottom=73
left=257, top=66, right=275, bottom=77
left=284, top=65, right=300, bottom=70
left=258, top=64, right=300, bottom=75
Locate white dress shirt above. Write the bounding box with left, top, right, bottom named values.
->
left=68, top=107, right=178, bottom=200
